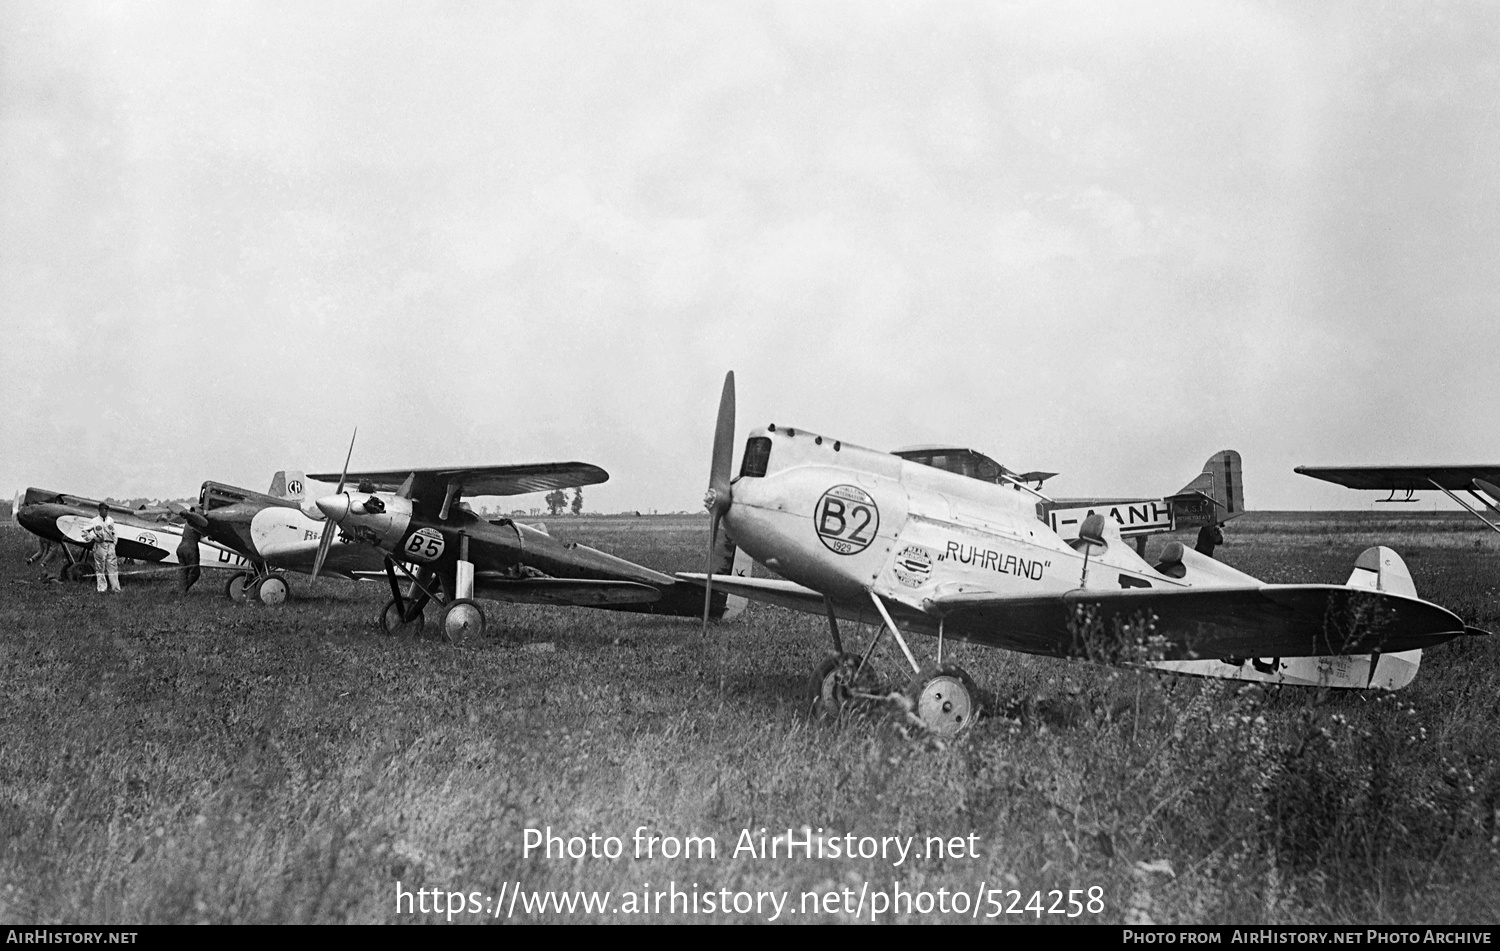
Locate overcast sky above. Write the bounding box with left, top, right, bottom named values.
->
left=3, top=1, right=1498, bottom=513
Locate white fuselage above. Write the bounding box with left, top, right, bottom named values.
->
left=724, top=426, right=1186, bottom=625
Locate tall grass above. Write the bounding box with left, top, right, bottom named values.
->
left=1, top=514, right=1497, bottom=924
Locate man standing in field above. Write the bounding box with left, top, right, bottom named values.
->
left=83, top=502, right=122, bottom=593
left=176, top=507, right=202, bottom=595
left=1195, top=522, right=1225, bottom=559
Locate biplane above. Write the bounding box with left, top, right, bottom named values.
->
left=682, top=374, right=1486, bottom=734
left=300, top=458, right=747, bottom=643
left=1296, top=464, right=1500, bottom=536
left=12, top=487, right=245, bottom=581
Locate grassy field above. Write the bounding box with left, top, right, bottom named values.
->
left=2, top=512, right=1499, bottom=924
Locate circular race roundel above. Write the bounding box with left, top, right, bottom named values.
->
left=814, top=485, right=880, bottom=555
left=402, top=527, right=446, bottom=562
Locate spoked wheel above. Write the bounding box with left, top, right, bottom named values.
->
left=251, top=573, right=290, bottom=606
left=906, top=664, right=981, bottom=736
left=439, top=598, right=486, bottom=646
left=225, top=572, right=252, bottom=602
left=379, top=597, right=426, bottom=638
left=807, top=652, right=882, bottom=717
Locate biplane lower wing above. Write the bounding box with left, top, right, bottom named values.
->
left=677, top=573, right=830, bottom=615
left=476, top=572, right=747, bottom=618
left=474, top=574, right=663, bottom=607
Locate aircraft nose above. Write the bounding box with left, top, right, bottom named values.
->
left=15, top=507, right=46, bottom=533
left=315, top=493, right=351, bottom=523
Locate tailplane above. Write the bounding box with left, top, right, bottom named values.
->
left=1150, top=545, right=1424, bottom=691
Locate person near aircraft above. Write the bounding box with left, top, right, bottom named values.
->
left=25, top=536, right=58, bottom=568
left=177, top=506, right=202, bottom=594
left=83, top=502, right=122, bottom=593
left=1195, top=521, right=1225, bottom=558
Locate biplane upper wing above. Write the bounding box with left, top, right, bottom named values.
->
left=306, top=463, right=609, bottom=499
left=1295, top=465, right=1500, bottom=492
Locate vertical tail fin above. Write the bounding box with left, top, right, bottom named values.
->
left=1170, top=450, right=1244, bottom=526
left=269, top=471, right=308, bottom=500
left=1344, top=545, right=1418, bottom=598
left=1341, top=546, right=1422, bottom=689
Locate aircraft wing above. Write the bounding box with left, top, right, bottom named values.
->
left=1295, top=465, right=1500, bottom=492
left=929, top=585, right=1480, bottom=661
left=306, top=463, right=609, bottom=499
left=473, top=574, right=663, bottom=606
left=676, top=573, right=829, bottom=614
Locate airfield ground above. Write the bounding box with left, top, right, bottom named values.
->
left=2, top=512, right=1498, bottom=924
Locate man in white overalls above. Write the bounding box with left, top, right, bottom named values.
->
left=84, top=502, right=122, bottom=593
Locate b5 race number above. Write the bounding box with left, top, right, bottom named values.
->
left=815, top=485, right=880, bottom=555
left=403, top=527, right=446, bottom=562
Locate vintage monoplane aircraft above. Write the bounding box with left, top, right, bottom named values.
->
left=300, top=458, right=748, bottom=643
left=891, top=445, right=1242, bottom=553
left=1296, top=464, right=1500, bottom=536
left=683, top=374, right=1486, bottom=734
left=12, top=487, right=246, bottom=581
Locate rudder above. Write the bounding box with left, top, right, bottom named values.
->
left=1170, top=450, right=1244, bottom=527
left=1345, top=545, right=1418, bottom=598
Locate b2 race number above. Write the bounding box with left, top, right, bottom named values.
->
left=403, top=527, right=446, bottom=562
left=815, top=485, right=880, bottom=555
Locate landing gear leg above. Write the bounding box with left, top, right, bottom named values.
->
left=378, top=558, right=435, bottom=637
left=437, top=534, right=486, bottom=645
left=869, top=591, right=980, bottom=736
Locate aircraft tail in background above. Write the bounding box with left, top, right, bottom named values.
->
left=268, top=470, right=309, bottom=500
left=1047, top=450, right=1244, bottom=542
left=1166, top=449, right=1244, bottom=528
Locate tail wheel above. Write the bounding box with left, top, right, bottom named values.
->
left=906, top=664, right=980, bottom=736
left=252, top=573, right=290, bottom=606
left=439, top=598, right=486, bottom=646
left=807, top=652, right=880, bottom=717
left=379, top=597, right=426, bottom=638
left=225, top=572, right=252, bottom=602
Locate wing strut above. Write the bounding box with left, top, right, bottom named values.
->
left=1425, top=478, right=1500, bottom=535
left=439, top=482, right=462, bottom=521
